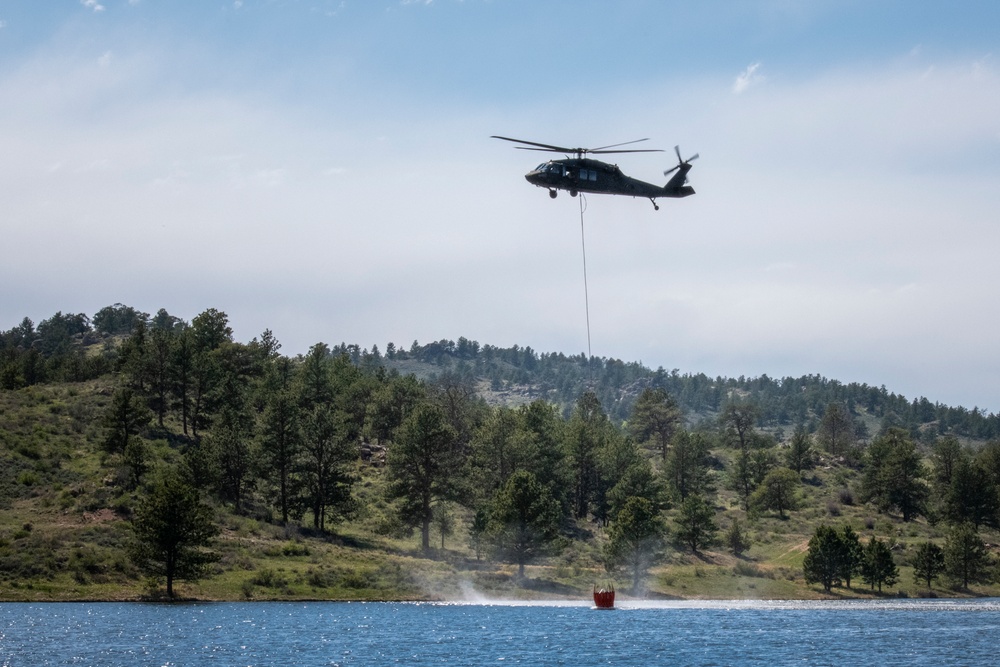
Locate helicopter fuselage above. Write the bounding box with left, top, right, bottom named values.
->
left=525, top=157, right=694, bottom=201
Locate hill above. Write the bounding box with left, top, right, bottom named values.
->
left=1, top=304, right=999, bottom=602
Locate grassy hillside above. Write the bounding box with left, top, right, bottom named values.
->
left=2, top=377, right=998, bottom=603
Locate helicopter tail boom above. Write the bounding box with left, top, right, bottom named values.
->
left=661, top=145, right=698, bottom=196
left=662, top=162, right=695, bottom=196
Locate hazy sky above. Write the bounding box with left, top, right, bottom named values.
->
left=2, top=1, right=999, bottom=412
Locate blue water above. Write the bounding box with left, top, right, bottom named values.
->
left=2, top=599, right=999, bottom=666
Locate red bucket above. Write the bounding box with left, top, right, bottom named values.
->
left=593, top=585, right=615, bottom=609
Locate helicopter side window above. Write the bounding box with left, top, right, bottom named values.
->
left=579, top=169, right=597, bottom=181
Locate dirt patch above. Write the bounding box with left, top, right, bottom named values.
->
left=83, top=508, right=118, bottom=523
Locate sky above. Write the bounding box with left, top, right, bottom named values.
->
left=1, top=1, right=999, bottom=412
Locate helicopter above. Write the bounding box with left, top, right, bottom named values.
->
left=492, top=136, right=697, bottom=210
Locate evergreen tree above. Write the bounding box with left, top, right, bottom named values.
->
left=912, top=541, right=945, bottom=589
left=518, top=400, right=571, bottom=516
left=169, top=327, right=195, bottom=436
left=593, top=431, right=645, bottom=525
left=433, top=501, right=455, bottom=550
left=606, top=459, right=668, bottom=521
left=784, top=428, right=815, bottom=474
left=259, top=388, right=302, bottom=524
left=102, top=386, right=152, bottom=457
left=468, top=507, right=489, bottom=561
left=470, top=406, right=525, bottom=497
left=664, top=429, right=712, bottom=501
left=129, top=469, right=219, bottom=598
left=487, top=470, right=562, bottom=578
left=840, top=525, right=863, bottom=589
left=931, top=436, right=966, bottom=493
left=944, top=523, right=993, bottom=589
left=860, top=537, right=898, bottom=592
left=943, top=458, right=1000, bottom=530
left=861, top=428, right=928, bottom=522
left=209, top=417, right=256, bottom=514
left=604, top=496, right=666, bottom=591
left=365, top=374, right=425, bottom=444
left=751, top=467, right=801, bottom=519
left=674, top=494, right=716, bottom=553
left=803, top=525, right=843, bottom=592
left=725, top=518, right=751, bottom=557
left=802, top=524, right=863, bottom=592
left=386, top=403, right=464, bottom=551
left=300, top=404, right=357, bottom=532
left=628, top=387, right=682, bottom=461
left=565, top=392, right=608, bottom=519
left=818, top=402, right=854, bottom=456
left=720, top=401, right=759, bottom=454
left=148, top=327, right=174, bottom=428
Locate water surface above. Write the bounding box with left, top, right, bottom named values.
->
left=2, top=599, right=997, bottom=666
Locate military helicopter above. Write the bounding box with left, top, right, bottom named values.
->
left=492, top=135, right=698, bottom=210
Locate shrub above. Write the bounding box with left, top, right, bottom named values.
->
left=17, top=471, right=40, bottom=486
left=250, top=568, right=288, bottom=588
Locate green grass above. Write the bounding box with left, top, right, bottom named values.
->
left=3, top=379, right=1000, bottom=602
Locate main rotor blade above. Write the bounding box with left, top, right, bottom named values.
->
left=511, top=146, right=572, bottom=153
left=591, top=138, right=651, bottom=152
left=590, top=148, right=664, bottom=154
left=492, top=135, right=663, bottom=156
left=491, top=136, right=575, bottom=153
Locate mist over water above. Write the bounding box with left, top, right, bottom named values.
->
left=3, top=600, right=998, bottom=665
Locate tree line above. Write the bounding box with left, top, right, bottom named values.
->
left=4, top=303, right=1000, bottom=597
left=4, top=305, right=998, bottom=439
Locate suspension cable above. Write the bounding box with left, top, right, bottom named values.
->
left=579, top=194, right=593, bottom=384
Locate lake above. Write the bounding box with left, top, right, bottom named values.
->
left=3, top=599, right=999, bottom=666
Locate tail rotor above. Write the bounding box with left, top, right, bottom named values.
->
left=664, top=145, right=699, bottom=177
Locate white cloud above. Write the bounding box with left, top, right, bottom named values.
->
left=81, top=0, right=105, bottom=12
left=733, top=62, right=764, bottom=94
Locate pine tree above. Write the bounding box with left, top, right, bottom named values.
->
left=675, top=494, right=716, bottom=553
left=725, top=519, right=751, bottom=557
left=860, top=537, right=898, bottom=592
left=605, top=496, right=666, bottom=591
left=387, top=403, right=464, bottom=551
left=628, top=388, right=681, bottom=461
left=487, top=470, right=561, bottom=578
left=129, top=469, right=219, bottom=598
left=912, top=542, right=945, bottom=589
left=944, top=523, right=993, bottom=589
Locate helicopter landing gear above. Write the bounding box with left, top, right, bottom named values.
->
left=650, top=198, right=659, bottom=211
left=570, top=190, right=578, bottom=197
left=549, top=189, right=558, bottom=199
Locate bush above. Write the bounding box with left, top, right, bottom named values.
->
left=250, top=568, right=288, bottom=588
left=17, top=471, right=40, bottom=486
left=282, top=541, right=310, bottom=557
